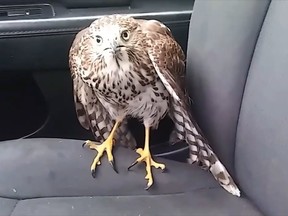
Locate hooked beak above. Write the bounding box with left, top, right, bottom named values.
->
left=104, top=45, right=125, bottom=53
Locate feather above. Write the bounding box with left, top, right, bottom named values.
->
left=143, top=19, right=241, bottom=197
left=69, top=29, right=137, bottom=149
left=148, top=54, right=180, bottom=101
left=69, top=15, right=240, bottom=196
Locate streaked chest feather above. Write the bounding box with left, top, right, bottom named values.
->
left=77, top=48, right=169, bottom=122
left=95, top=63, right=143, bottom=103
left=90, top=57, right=155, bottom=105
left=98, top=77, right=170, bottom=123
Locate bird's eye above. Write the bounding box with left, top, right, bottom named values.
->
left=95, top=35, right=103, bottom=44
left=121, top=30, right=130, bottom=41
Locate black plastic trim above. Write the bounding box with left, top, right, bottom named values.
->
left=0, top=0, right=193, bottom=38
left=0, top=11, right=192, bottom=38
left=0, top=4, right=55, bottom=21
left=0, top=0, right=193, bottom=71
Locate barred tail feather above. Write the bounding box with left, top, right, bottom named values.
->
left=115, top=120, right=137, bottom=150
left=208, top=152, right=241, bottom=197
left=90, top=108, right=137, bottom=149
left=170, top=102, right=241, bottom=197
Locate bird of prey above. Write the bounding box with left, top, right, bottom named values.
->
left=69, top=14, right=240, bottom=196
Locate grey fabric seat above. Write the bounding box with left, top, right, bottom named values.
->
left=1, top=0, right=287, bottom=215
left=0, top=139, right=260, bottom=216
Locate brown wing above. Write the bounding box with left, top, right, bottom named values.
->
left=137, top=19, right=186, bottom=85
left=138, top=19, right=240, bottom=196
left=69, top=28, right=92, bottom=131
left=137, top=19, right=200, bottom=142
left=69, top=28, right=136, bottom=149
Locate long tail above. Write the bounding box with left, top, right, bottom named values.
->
left=169, top=101, right=241, bottom=197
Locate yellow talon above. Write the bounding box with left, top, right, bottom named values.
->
left=83, top=120, right=121, bottom=177
left=128, top=127, right=166, bottom=190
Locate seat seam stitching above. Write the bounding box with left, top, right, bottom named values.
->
left=9, top=200, right=19, bottom=216
left=0, top=186, right=220, bottom=201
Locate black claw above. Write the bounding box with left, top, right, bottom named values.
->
left=91, top=169, right=96, bottom=178
left=127, top=161, right=138, bottom=171
left=162, top=168, right=167, bottom=173
left=82, top=142, right=86, bottom=148
left=145, top=184, right=152, bottom=190
left=109, top=161, right=118, bottom=173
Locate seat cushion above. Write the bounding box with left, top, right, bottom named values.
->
left=186, top=0, right=270, bottom=174
left=235, top=1, right=288, bottom=215
left=0, top=138, right=261, bottom=215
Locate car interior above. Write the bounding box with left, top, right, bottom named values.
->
left=0, top=0, right=287, bottom=215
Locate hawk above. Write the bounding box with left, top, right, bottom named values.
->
left=69, top=14, right=240, bottom=196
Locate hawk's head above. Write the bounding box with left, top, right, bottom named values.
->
left=87, top=15, right=141, bottom=68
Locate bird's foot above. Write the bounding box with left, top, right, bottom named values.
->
left=82, top=137, right=117, bottom=177
left=128, top=148, right=165, bottom=190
